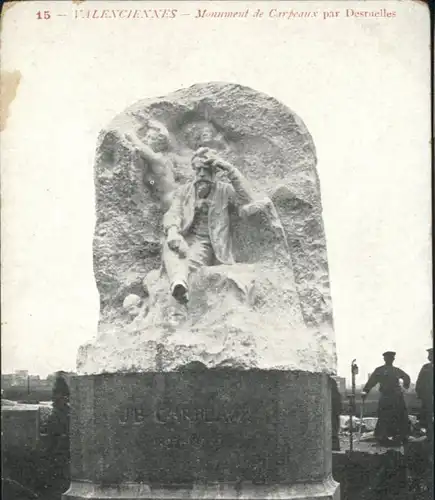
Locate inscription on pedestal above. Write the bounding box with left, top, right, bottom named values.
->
left=73, top=372, right=329, bottom=486
left=118, top=405, right=252, bottom=425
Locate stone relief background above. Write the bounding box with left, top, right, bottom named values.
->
left=78, top=82, right=336, bottom=374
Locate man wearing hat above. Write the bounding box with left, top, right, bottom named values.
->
left=416, top=348, right=433, bottom=442
left=361, top=351, right=411, bottom=446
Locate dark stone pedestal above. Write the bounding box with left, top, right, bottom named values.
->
left=63, top=370, right=339, bottom=500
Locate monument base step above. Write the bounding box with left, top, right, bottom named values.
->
left=63, top=478, right=340, bottom=500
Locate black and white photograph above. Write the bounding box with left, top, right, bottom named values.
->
left=0, top=1, right=432, bottom=499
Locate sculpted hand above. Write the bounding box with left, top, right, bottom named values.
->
left=199, top=148, right=233, bottom=173
left=167, top=230, right=188, bottom=258
left=123, top=132, right=142, bottom=148
left=123, top=132, right=156, bottom=160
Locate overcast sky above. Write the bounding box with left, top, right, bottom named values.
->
left=1, top=1, right=431, bottom=383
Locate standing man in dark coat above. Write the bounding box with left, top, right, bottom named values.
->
left=361, top=351, right=411, bottom=446
left=416, top=348, right=433, bottom=442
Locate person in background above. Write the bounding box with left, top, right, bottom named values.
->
left=361, top=351, right=410, bottom=446
left=331, top=376, right=342, bottom=451
left=416, top=347, right=433, bottom=442
left=48, top=371, right=70, bottom=443
left=46, top=372, right=71, bottom=488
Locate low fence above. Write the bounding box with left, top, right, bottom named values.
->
left=2, top=387, right=53, bottom=403
left=343, top=391, right=421, bottom=417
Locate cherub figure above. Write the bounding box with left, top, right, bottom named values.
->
left=120, top=119, right=196, bottom=209
left=118, top=120, right=176, bottom=211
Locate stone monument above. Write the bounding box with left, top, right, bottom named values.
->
left=63, top=82, right=339, bottom=500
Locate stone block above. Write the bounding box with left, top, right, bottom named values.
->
left=63, top=370, right=339, bottom=500
left=1, top=406, right=40, bottom=452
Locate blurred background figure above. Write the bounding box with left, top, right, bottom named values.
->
left=416, top=347, right=433, bottom=443
left=331, top=376, right=342, bottom=451
left=46, top=371, right=71, bottom=491
left=361, top=351, right=410, bottom=446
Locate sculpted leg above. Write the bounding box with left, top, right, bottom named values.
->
left=163, top=236, right=215, bottom=303
left=162, top=241, right=189, bottom=302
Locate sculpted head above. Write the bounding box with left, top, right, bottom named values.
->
left=191, top=149, right=216, bottom=180
left=142, top=120, right=170, bottom=152
left=122, top=294, right=145, bottom=319
left=196, top=122, right=216, bottom=144
left=191, top=149, right=216, bottom=197
left=183, top=121, right=225, bottom=150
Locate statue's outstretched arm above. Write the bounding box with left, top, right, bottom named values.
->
left=123, top=132, right=167, bottom=176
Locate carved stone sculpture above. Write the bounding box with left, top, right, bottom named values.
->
left=77, top=82, right=336, bottom=374
left=65, top=83, right=340, bottom=500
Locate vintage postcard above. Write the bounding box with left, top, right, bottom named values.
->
left=1, top=1, right=432, bottom=499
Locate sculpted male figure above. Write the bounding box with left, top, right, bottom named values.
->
left=163, top=147, right=254, bottom=303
